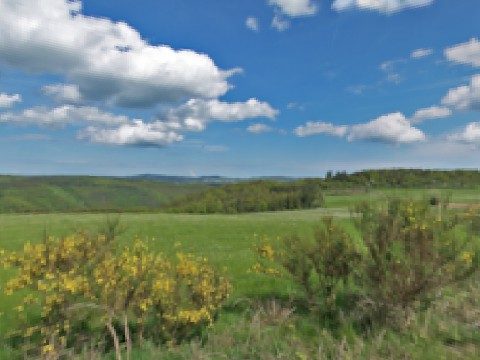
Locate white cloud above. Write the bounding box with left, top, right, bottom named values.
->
left=0, top=0, right=238, bottom=108
left=0, top=98, right=277, bottom=147
left=442, top=74, right=480, bottom=111
left=294, top=121, right=348, bottom=137
left=42, top=84, right=82, bottom=104
left=0, top=93, right=21, bottom=108
left=411, top=48, right=433, bottom=59
left=332, top=0, right=434, bottom=14
left=0, top=105, right=129, bottom=128
left=347, top=112, right=425, bottom=143
left=78, top=120, right=183, bottom=147
left=445, top=38, right=480, bottom=67
left=160, top=98, right=278, bottom=132
left=246, top=17, right=259, bottom=31
left=410, top=105, right=452, bottom=123
left=247, top=123, right=274, bottom=134
left=269, top=0, right=318, bottom=17
left=447, top=122, right=480, bottom=144
left=271, top=14, right=290, bottom=31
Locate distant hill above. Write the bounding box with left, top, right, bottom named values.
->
left=130, top=174, right=298, bottom=185
left=0, top=176, right=206, bottom=213
left=1, top=169, right=480, bottom=214
left=129, top=174, right=244, bottom=185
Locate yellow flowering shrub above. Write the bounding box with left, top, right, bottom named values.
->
left=1, top=228, right=230, bottom=358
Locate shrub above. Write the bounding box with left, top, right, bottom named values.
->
left=253, top=218, right=362, bottom=317
left=1, top=227, right=230, bottom=359
left=354, top=198, right=480, bottom=325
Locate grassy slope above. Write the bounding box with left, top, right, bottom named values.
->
left=0, top=176, right=205, bottom=213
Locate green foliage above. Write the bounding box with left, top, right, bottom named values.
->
left=254, top=218, right=362, bottom=317
left=323, top=169, right=480, bottom=189
left=166, top=179, right=324, bottom=214
left=354, top=198, right=480, bottom=325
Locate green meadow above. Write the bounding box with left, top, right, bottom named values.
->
left=1, top=187, right=480, bottom=358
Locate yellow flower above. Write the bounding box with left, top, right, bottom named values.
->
left=461, top=251, right=474, bottom=265
left=42, top=344, right=54, bottom=354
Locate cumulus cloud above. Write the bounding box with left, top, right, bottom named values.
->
left=442, top=74, right=480, bottom=111
left=294, top=114, right=424, bottom=144
left=332, top=0, right=434, bottom=14
left=347, top=112, right=425, bottom=143
left=410, top=106, right=452, bottom=123
left=0, top=93, right=21, bottom=108
left=411, top=48, right=433, bottom=59
left=246, top=17, right=259, bottom=31
left=0, top=0, right=238, bottom=108
left=269, top=0, right=318, bottom=17
left=294, top=121, right=348, bottom=137
left=76, top=98, right=278, bottom=147
left=0, top=97, right=278, bottom=147
left=42, top=84, right=83, bottom=104
left=445, top=38, right=480, bottom=67
left=447, top=122, right=480, bottom=144
left=0, top=105, right=129, bottom=128
left=160, top=98, right=278, bottom=132
left=78, top=120, right=183, bottom=147
left=247, top=123, right=274, bottom=134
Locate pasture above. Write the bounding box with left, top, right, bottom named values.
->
left=1, top=187, right=480, bottom=359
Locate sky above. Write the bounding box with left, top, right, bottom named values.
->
left=0, top=0, right=480, bottom=177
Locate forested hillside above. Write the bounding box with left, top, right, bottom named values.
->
left=323, top=169, right=480, bottom=188
left=166, top=179, right=324, bottom=213
left=0, top=176, right=205, bottom=213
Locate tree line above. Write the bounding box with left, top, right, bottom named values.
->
left=165, top=179, right=324, bottom=214
left=323, top=169, right=480, bottom=189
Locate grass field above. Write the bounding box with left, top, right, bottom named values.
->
left=1, top=188, right=480, bottom=358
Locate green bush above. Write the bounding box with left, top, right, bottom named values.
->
left=254, top=218, right=362, bottom=318
left=354, top=198, right=480, bottom=325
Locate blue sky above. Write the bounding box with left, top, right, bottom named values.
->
left=0, top=0, right=480, bottom=177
